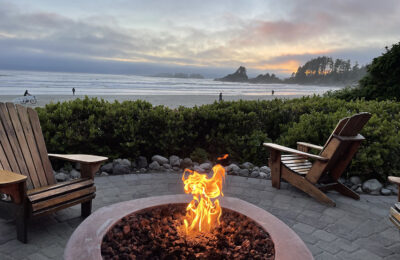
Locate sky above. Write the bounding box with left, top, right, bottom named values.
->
left=0, top=0, right=399, bottom=78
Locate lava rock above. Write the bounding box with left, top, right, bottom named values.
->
left=113, top=164, right=131, bottom=175
left=240, top=162, right=254, bottom=169
left=149, top=161, right=161, bottom=171
left=350, top=176, right=362, bottom=185
left=200, top=162, right=212, bottom=171
left=152, top=155, right=169, bottom=165
left=100, top=162, right=113, bottom=173
left=362, top=179, right=383, bottom=195
left=136, top=156, right=148, bottom=169
left=163, top=163, right=172, bottom=169
left=250, top=171, right=259, bottom=178
left=70, top=169, right=80, bottom=179
left=260, top=166, right=271, bottom=174
left=180, top=158, right=193, bottom=169
left=169, top=155, right=180, bottom=167
left=55, top=172, right=68, bottom=182
left=239, top=169, right=249, bottom=177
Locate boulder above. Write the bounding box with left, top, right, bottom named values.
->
left=356, top=187, right=363, bottom=193
left=226, top=163, right=240, bottom=175
left=136, top=156, right=148, bottom=169
left=351, top=184, right=361, bottom=191
left=386, top=184, right=398, bottom=195
left=152, top=155, right=169, bottom=165
left=260, top=166, right=271, bottom=174
left=193, top=162, right=199, bottom=167
left=200, top=162, right=212, bottom=171
left=113, top=164, right=130, bottom=175
left=172, top=166, right=180, bottom=171
left=75, top=163, right=81, bottom=170
left=253, top=166, right=259, bottom=172
left=240, top=162, right=254, bottom=169
left=113, top=158, right=131, bottom=167
left=70, top=169, right=80, bottom=179
left=239, top=169, right=249, bottom=177
left=59, top=167, right=70, bottom=174
left=101, top=162, right=114, bottom=173
left=250, top=171, right=259, bottom=178
left=139, top=168, right=147, bottom=173
left=55, top=172, right=68, bottom=182
left=362, top=179, right=383, bottom=195
left=180, top=158, right=193, bottom=169
left=169, top=155, right=180, bottom=167
left=163, top=163, right=172, bottom=169
left=100, top=172, right=109, bottom=176
left=149, top=161, right=161, bottom=171
left=380, top=188, right=391, bottom=196
left=194, top=166, right=206, bottom=173
left=350, top=176, right=362, bottom=185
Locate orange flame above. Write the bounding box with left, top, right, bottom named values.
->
left=217, top=154, right=229, bottom=160
left=182, top=164, right=226, bottom=234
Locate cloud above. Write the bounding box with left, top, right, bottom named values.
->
left=0, top=0, right=399, bottom=76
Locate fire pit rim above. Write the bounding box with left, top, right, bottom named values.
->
left=64, top=194, right=313, bottom=260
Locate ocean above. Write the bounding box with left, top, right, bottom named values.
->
left=0, top=70, right=342, bottom=96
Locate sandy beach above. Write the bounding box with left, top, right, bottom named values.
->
left=0, top=94, right=305, bottom=108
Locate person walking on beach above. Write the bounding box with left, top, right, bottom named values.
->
left=24, top=90, right=31, bottom=96
left=271, top=90, right=274, bottom=95
left=219, top=92, right=223, bottom=102
left=72, top=88, right=75, bottom=96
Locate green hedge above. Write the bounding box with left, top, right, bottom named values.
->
left=36, top=96, right=400, bottom=181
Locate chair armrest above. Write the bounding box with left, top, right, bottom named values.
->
left=297, top=142, right=323, bottom=151
left=0, top=170, right=27, bottom=204
left=48, top=154, right=108, bottom=164
left=48, top=154, right=108, bottom=179
left=389, top=176, right=400, bottom=185
left=0, top=169, right=27, bottom=186
left=263, top=143, right=329, bottom=161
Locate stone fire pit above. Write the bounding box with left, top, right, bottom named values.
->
left=64, top=195, right=313, bottom=259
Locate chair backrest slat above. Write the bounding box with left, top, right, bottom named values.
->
left=0, top=103, right=55, bottom=189
left=27, top=107, right=55, bottom=185
left=338, top=112, right=371, bottom=136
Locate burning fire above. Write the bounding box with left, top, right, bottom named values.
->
left=182, top=163, right=226, bottom=234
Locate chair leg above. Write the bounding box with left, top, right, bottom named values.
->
left=281, top=168, right=336, bottom=206
left=333, top=182, right=360, bottom=200
left=81, top=200, right=92, bottom=218
left=269, top=150, right=281, bottom=189
left=16, top=203, right=27, bottom=243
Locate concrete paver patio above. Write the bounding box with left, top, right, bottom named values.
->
left=0, top=173, right=399, bottom=259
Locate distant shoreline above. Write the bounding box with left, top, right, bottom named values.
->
left=0, top=94, right=305, bottom=108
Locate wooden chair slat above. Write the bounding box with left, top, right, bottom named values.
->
left=283, top=162, right=312, bottom=167
left=27, top=178, right=88, bottom=196
left=32, top=194, right=95, bottom=217
left=6, top=103, right=45, bottom=188
left=27, top=107, right=55, bottom=185
left=31, top=186, right=96, bottom=212
left=0, top=142, right=11, bottom=171
left=281, top=159, right=310, bottom=164
left=0, top=103, right=35, bottom=189
left=29, top=179, right=93, bottom=202
left=16, top=105, right=50, bottom=187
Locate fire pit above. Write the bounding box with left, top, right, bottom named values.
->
left=64, top=195, right=312, bottom=259
left=65, top=163, right=312, bottom=259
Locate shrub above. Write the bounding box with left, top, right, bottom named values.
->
left=37, top=96, right=400, bottom=180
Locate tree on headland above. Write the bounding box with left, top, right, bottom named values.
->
left=327, top=42, right=400, bottom=100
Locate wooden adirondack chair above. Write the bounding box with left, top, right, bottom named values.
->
left=263, top=112, right=371, bottom=206
left=388, top=176, right=400, bottom=229
left=0, top=102, right=107, bottom=243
